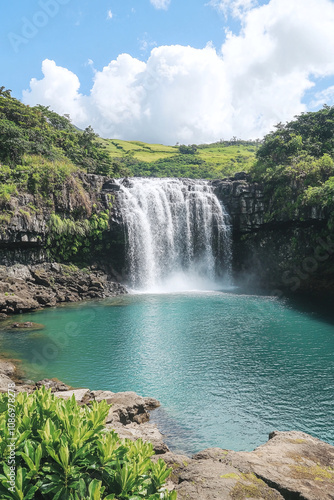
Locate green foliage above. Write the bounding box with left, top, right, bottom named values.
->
left=0, top=183, right=18, bottom=206
left=304, top=176, right=334, bottom=229
left=0, top=155, right=79, bottom=207
left=102, top=139, right=259, bottom=179
left=0, top=95, right=113, bottom=176
left=46, top=211, right=110, bottom=262
left=0, top=387, right=174, bottom=500
left=253, top=105, right=334, bottom=177
left=250, top=106, right=334, bottom=223
left=178, top=144, right=197, bottom=155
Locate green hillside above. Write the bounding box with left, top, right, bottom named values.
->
left=101, top=138, right=259, bottom=178
left=0, top=88, right=259, bottom=183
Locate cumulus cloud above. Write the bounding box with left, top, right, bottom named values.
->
left=23, top=59, right=88, bottom=125
left=150, top=0, right=171, bottom=10
left=23, top=0, right=334, bottom=144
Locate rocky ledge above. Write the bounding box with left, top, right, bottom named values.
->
left=162, top=431, right=334, bottom=500
left=1, top=361, right=333, bottom=500
left=0, top=262, right=126, bottom=315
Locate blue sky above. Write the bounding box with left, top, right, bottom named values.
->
left=1, top=0, right=229, bottom=96
left=1, top=0, right=334, bottom=144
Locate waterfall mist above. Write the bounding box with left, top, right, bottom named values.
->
left=117, top=178, right=232, bottom=293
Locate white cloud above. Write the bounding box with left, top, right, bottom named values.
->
left=209, top=0, right=259, bottom=18
left=150, top=0, right=171, bottom=10
left=106, top=10, right=113, bottom=20
left=23, top=0, right=334, bottom=144
left=23, top=59, right=88, bottom=125
left=310, top=86, right=334, bottom=109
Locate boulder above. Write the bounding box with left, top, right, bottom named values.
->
left=103, top=391, right=160, bottom=426
left=36, top=378, right=70, bottom=392
left=228, top=430, right=334, bottom=500
left=10, top=322, right=43, bottom=329
left=54, top=388, right=90, bottom=402
left=162, top=432, right=334, bottom=499
left=165, top=448, right=283, bottom=499
left=107, top=421, right=169, bottom=455
left=0, top=360, right=16, bottom=377
left=0, top=373, right=14, bottom=392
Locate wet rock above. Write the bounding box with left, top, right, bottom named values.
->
left=11, top=322, right=39, bottom=329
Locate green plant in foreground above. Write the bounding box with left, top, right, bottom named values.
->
left=0, top=387, right=176, bottom=500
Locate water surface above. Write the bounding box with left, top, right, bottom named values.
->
left=1, top=290, right=333, bottom=454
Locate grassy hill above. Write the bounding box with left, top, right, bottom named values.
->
left=101, top=138, right=259, bottom=179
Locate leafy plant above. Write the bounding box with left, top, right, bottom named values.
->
left=0, top=387, right=175, bottom=499
left=46, top=210, right=110, bottom=262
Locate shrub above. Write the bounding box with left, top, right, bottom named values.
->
left=0, top=183, right=18, bottom=206
left=46, top=211, right=110, bottom=262
left=0, top=387, right=176, bottom=499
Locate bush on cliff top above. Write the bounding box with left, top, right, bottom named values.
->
left=250, top=105, right=334, bottom=222
left=0, top=92, right=114, bottom=176
left=0, top=386, right=176, bottom=500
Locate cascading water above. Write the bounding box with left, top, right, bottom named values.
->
left=117, top=178, right=232, bottom=292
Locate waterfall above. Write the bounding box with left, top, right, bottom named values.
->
left=117, top=178, right=232, bottom=292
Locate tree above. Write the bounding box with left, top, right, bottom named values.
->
left=0, top=86, right=12, bottom=98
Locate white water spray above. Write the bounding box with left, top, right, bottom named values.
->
left=117, top=178, right=231, bottom=292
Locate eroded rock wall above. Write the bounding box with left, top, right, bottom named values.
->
left=212, top=175, right=334, bottom=295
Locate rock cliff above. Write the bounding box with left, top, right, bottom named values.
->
left=212, top=174, right=334, bottom=296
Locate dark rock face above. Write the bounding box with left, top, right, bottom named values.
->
left=212, top=179, right=333, bottom=295
left=213, top=179, right=266, bottom=232
left=0, top=173, right=125, bottom=268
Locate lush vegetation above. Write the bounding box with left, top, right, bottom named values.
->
left=0, top=387, right=175, bottom=500
left=0, top=88, right=258, bottom=185
left=250, top=105, right=334, bottom=224
left=0, top=89, right=114, bottom=176
left=46, top=211, right=111, bottom=262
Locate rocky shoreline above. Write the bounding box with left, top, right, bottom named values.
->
left=0, top=262, right=126, bottom=316
left=1, top=359, right=333, bottom=500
